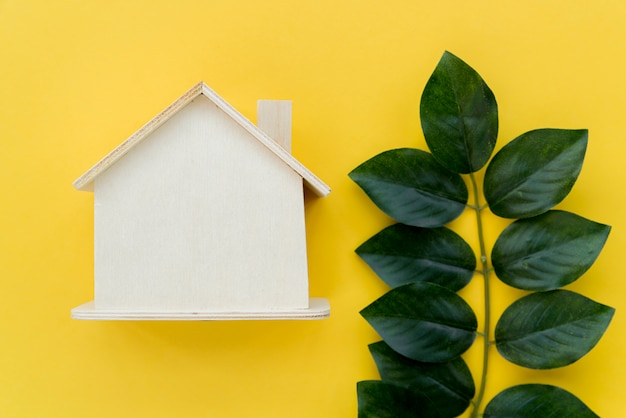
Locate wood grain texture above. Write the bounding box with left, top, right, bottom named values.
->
left=72, top=83, right=330, bottom=320
left=93, top=96, right=310, bottom=312
left=257, top=100, right=292, bottom=152
left=73, top=82, right=330, bottom=197
left=71, top=298, right=330, bottom=320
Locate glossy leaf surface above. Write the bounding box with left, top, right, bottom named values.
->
left=356, top=224, right=476, bottom=292
left=492, top=210, right=610, bottom=290
left=357, top=381, right=438, bottom=418
left=361, top=282, right=477, bottom=363
left=495, top=290, right=614, bottom=369
left=484, top=384, right=599, bottom=417
left=420, top=51, right=498, bottom=174
left=484, top=129, right=587, bottom=218
left=349, top=148, right=468, bottom=227
left=353, top=52, right=613, bottom=416
left=370, top=341, right=474, bottom=417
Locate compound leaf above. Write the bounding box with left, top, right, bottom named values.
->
left=484, top=128, right=587, bottom=218
left=361, top=282, right=477, bottom=363
left=495, top=290, right=614, bottom=369
left=484, top=384, right=599, bottom=417
left=357, top=380, right=439, bottom=418
left=369, top=341, right=474, bottom=417
left=420, top=51, right=498, bottom=174
left=357, top=224, right=476, bottom=292
left=349, top=148, right=468, bottom=227
left=492, top=210, right=610, bottom=290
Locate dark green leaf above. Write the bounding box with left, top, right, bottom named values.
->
left=495, top=290, right=614, bottom=369
left=349, top=148, right=468, bottom=227
left=357, top=380, right=439, bottom=418
left=420, top=51, right=498, bottom=174
left=484, top=384, right=599, bottom=417
left=484, top=128, right=587, bottom=218
left=361, top=282, right=477, bottom=362
left=492, top=210, right=611, bottom=290
left=370, top=341, right=474, bottom=417
left=356, top=224, right=476, bottom=292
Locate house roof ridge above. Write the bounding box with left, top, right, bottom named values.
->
left=73, top=82, right=330, bottom=197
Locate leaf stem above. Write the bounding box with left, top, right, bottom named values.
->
left=469, top=172, right=491, bottom=418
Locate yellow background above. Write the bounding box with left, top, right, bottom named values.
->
left=1, top=1, right=624, bottom=416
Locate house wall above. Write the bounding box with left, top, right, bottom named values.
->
left=93, top=95, right=309, bottom=311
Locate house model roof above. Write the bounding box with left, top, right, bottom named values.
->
left=73, top=81, right=331, bottom=197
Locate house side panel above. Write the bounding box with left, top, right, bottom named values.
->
left=94, top=95, right=309, bottom=312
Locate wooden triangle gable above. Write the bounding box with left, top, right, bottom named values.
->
left=73, top=82, right=330, bottom=197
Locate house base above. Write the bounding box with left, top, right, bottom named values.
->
left=71, top=298, right=330, bottom=320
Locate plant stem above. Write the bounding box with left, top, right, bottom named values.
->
left=469, top=172, right=491, bottom=418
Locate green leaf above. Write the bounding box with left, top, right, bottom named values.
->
left=357, top=380, right=439, bottom=418
left=349, top=148, right=468, bottom=227
left=484, top=384, right=599, bottom=417
left=370, top=341, right=474, bottom=417
left=420, top=51, right=498, bottom=174
left=484, top=128, right=587, bottom=218
left=492, top=210, right=611, bottom=291
left=356, top=224, right=476, bottom=292
left=495, top=290, right=615, bottom=369
left=361, top=282, right=477, bottom=363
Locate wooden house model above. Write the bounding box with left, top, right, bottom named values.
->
left=71, top=82, right=330, bottom=320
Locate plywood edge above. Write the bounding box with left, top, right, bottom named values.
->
left=200, top=84, right=331, bottom=197
left=71, top=298, right=330, bottom=321
left=73, top=82, right=330, bottom=197
left=72, top=82, right=205, bottom=191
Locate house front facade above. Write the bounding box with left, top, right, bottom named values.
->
left=71, top=82, right=330, bottom=319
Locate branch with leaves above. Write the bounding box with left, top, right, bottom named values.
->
left=350, top=51, right=613, bottom=417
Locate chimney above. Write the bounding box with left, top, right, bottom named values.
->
left=257, top=100, right=292, bottom=153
